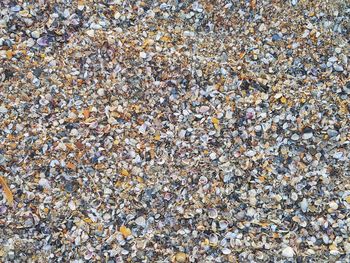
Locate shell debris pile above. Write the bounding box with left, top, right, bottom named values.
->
left=0, top=0, right=349, bottom=262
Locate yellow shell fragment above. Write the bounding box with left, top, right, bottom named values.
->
left=154, top=133, right=161, bottom=141
left=120, top=225, right=131, bottom=238
left=280, top=96, right=287, bottom=104
left=175, top=252, right=187, bottom=262
left=345, top=196, right=350, bottom=203
left=121, top=169, right=129, bottom=176
left=211, top=117, right=220, bottom=130
left=0, top=176, right=13, bottom=206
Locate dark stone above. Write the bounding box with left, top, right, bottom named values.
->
left=272, top=34, right=282, bottom=41
left=64, top=181, right=75, bottom=192
left=33, top=67, right=43, bottom=77
left=303, top=127, right=313, bottom=134
left=3, top=68, right=14, bottom=80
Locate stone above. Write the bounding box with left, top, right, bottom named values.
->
left=140, top=52, right=147, bottom=59
left=135, top=216, right=146, bottom=227
left=39, top=178, right=50, bottom=189
left=258, top=23, right=267, bottom=32
left=329, top=201, right=338, bottom=210
left=282, top=246, right=295, bottom=258
left=97, top=88, right=105, bottom=96
left=272, top=34, right=282, bottom=41
left=175, top=252, right=187, bottom=262
left=327, top=129, right=339, bottom=138
left=222, top=248, right=231, bottom=255
left=291, top=134, right=300, bottom=141
left=198, top=106, right=210, bottom=113
left=0, top=106, right=8, bottom=113
left=300, top=198, right=308, bottom=212
left=302, top=132, right=313, bottom=140
left=31, top=31, right=40, bottom=39
left=333, top=64, right=344, bottom=72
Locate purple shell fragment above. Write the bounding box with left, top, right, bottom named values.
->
left=0, top=206, right=7, bottom=214
left=37, top=37, right=49, bottom=47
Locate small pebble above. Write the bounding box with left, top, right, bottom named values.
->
left=140, top=52, right=147, bottom=59
left=38, top=178, right=50, bottom=189
left=302, top=132, right=313, bottom=140
left=97, top=88, right=105, bottom=96
left=272, top=34, right=282, bottom=41
left=300, top=198, right=308, bottom=212
left=335, top=47, right=342, bottom=54
left=329, top=201, right=338, bottom=210
left=208, top=208, right=218, bottom=219
left=333, top=64, right=343, bottom=72
left=37, top=37, right=49, bottom=46
left=175, top=252, right=187, bottom=262
left=291, top=0, right=298, bottom=6
left=198, top=106, right=210, bottom=113
left=327, top=129, right=339, bottom=138
left=246, top=108, right=255, bottom=120
left=291, top=134, right=300, bottom=141
left=31, top=31, right=40, bottom=39
left=135, top=216, right=146, bottom=227
left=0, top=106, right=8, bottom=113
left=221, top=248, right=231, bottom=255
left=258, top=23, right=267, bottom=32
left=209, top=152, right=217, bottom=160
left=282, top=246, right=295, bottom=258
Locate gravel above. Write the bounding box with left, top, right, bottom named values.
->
left=0, top=0, right=349, bottom=262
